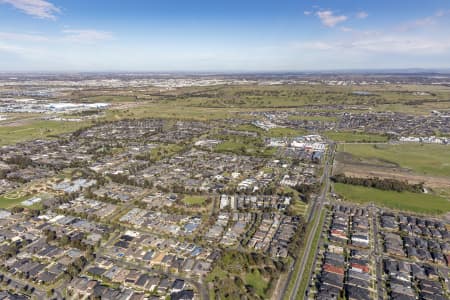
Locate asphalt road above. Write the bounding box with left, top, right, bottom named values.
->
left=285, top=143, right=335, bottom=300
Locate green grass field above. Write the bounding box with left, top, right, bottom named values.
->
left=338, top=143, right=450, bottom=177
left=235, top=124, right=265, bottom=134
left=0, top=120, right=89, bottom=146
left=289, top=199, right=308, bottom=217
left=104, top=103, right=233, bottom=121
left=334, top=183, right=450, bottom=214
left=172, top=84, right=450, bottom=109
left=0, top=191, right=30, bottom=209
left=214, top=137, right=276, bottom=157
left=182, top=195, right=206, bottom=205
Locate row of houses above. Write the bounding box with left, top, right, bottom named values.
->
left=219, top=194, right=291, bottom=211
left=119, top=208, right=201, bottom=237
left=381, top=212, right=450, bottom=266
left=314, top=205, right=373, bottom=300
left=329, top=205, right=369, bottom=248
left=68, top=275, right=194, bottom=300
left=101, top=232, right=217, bottom=278
left=384, top=259, right=447, bottom=300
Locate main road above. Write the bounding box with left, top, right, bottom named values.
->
left=284, top=142, right=335, bottom=300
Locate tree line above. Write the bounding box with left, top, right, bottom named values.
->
left=331, top=174, right=424, bottom=193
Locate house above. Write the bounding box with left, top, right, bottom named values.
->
left=172, top=279, right=185, bottom=293
left=171, top=290, right=195, bottom=300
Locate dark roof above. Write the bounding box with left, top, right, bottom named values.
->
left=171, top=290, right=194, bottom=300
left=87, top=267, right=107, bottom=276
left=172, top=279, right=185, bottom=290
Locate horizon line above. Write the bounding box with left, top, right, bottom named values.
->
left=1, top=68, right=450, bottom=75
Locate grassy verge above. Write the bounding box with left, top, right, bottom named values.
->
left=295, top=209, right=326, bottom=300
left=284, top=208, right=326, bottom=300
left=335, top=183, right=450, bottom=214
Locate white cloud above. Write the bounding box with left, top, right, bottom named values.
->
left=62, top=30, right=114, bottom=43
left=0, top=41, right=42, bottom=57
left=0, top=31, right=48, bottom=42
left=316, top=10, right=348, bottom=27
left=295, top=35, right=450, bottom=55
left=415, top=17, right=436, bottom=26
left=356, top=11, right=368, bottom=19
left=397, top=10, right=450, bottom=32
left=0, top=0, right=60, bottom=20
left=304, top=11, right=312, bottom=16
left=397, top=17, right=436, bottom=32
left=0, top=42, right=25, bottom=54
left=348, top=36, right=450, bottom=54
left=435, top=9, right=450, bottom=17
left=340, top=27, right=353, bottom=32
left=293, top=41, right=335, bottom=50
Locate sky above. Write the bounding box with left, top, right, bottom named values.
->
left=0, top=0, right=449, bottom=72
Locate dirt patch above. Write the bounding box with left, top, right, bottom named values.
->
left=334, top=151, right=450, bottom=189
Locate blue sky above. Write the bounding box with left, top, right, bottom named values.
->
left=0, top=0, right=449, bottom=71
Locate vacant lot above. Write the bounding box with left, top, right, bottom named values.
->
left=324, top=131, right=388, bottom=143
left=182, top=195, right=206, bottom=206
left=214, top=135, right=276, bottom=157
left=334, top=183, right=450, bottom=215
left=338, top=143, right=450, bottom=178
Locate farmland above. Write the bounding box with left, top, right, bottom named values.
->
left=338, top=143, right=450, bottom=178
left=334, top=183, right=450, bottom=215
